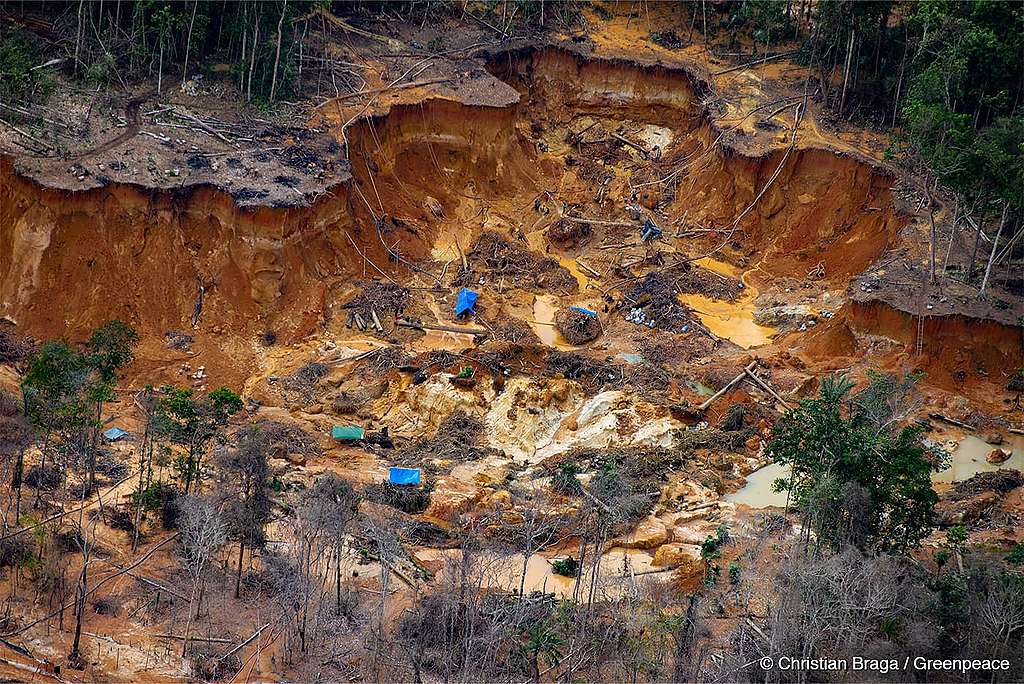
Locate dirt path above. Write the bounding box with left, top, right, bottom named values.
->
left=69, top=83, right=176, bottom=162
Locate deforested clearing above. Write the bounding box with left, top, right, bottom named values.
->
left=0, top=2, right=1022, bottom=682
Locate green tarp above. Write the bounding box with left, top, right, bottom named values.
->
left=332, top=425, right=365, bottom=441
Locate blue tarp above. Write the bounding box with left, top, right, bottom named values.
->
left=569, top=306, right=597, bottom=318
left=103, top=427, right=128, bottom=441
left=640, top=217, right=662, bottom=242
left=389, top=467, right=421, bottom=486
left=454, top=288, right=478, bottom=316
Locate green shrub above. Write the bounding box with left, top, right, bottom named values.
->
left=552, top=557, right=579, bottom=577
left=0, top=31, right=53, bottom=101
left=1007, top=542, right=1024, bottom=566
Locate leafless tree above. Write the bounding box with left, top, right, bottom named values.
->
left=219, top=426, right=271, bottom=599
left=298, top=474, right=360, bottom=616
left=0, top=390, right=33, bottom=526
left=177, top=494, right=226, bottom=657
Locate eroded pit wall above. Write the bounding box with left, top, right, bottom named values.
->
left=0, top=156, right=380, bottom=340
left=849, top=300, right=1024, bottom=391
left=486, top=46, right=904, bottom=282
left=693, top=146, right=902, bottom=280
left=343, top=97, right=532, bottom=239
left=0, top=46, right=933, bottom=355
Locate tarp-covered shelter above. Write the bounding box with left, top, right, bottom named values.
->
left=389, top=467, right=421, bottom=486
left=103, top=427, right=128, bottom=441
left=454, top=288, right=478, bottom=316
left=332, top=425, right=365, bottom=441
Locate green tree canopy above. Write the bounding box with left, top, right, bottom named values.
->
left=154, top=385, right=242, bottom=493
left=767, top=373, right=938, bottom=553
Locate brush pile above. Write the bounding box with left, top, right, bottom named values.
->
left=344, top=281, right=410, bottom=332
left=471, top=231, right=578, bottom=293
left=545, top=218, right=591, bottom=245
left=554, top=307, right=602, bottom=344
left=623, top=271, right=693, bottom=332
left=395, top=410, right=500, bottom=468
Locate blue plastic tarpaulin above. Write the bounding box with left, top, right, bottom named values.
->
left=641, top=217, right=662, bottom=242
left=454, top=288, right=478, bottom=316
left=389, top=467, right=421, bottom=486
left=569, top=306, right=597, bottom=317
left=103, top=427, right=127, bottom=441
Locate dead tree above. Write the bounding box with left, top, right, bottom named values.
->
left=298, top=474, right=360, bottom=616
left=980, top=202, right=1009, bottom=295
left=0, top=391, right=33, bottom=524
left=177, top=495, right=226, bottom=657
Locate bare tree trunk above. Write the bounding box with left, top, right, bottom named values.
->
left=13, top=448, right=24, bottom=522
left=235, top=540, right=245, bottom=598
left=69, top=530, right=91, bottom=665
left=247, top=10, right=260, bottom=101
left=89, top=400, right=100, bottom=491
left=925, top=182, right=938, bottom=283
left=942, top=199, right=960, bottom=273
left=892, top=33, right=908, bottom=126
left=269, top=0, right=288, bottom=101
left=839, top=28, right=855, bottom=116
left=157, top=38, right=164, bottom=95
left=181, top=0, right=199, bottom=87
left=980, top=203, right=1009, bottom=295
left=239, top=3, right=248, bottom=90
left=968, top=213, right=985, bottom=282
left=181, top=582, right=198, bottom=657
left=335, top=538, right=342, bottom=615
left=74, top=0, right=85, bottom=72
left=702, top=0, right=708, bottom=51
left=131, top=418, right=150, bottom=553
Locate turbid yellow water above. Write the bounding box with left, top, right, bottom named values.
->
left=531, top=294, right=574, bottom=349
left=932, top=434, right=1024, bottom=484
left=679, top=257, right=776, bottom=349
left=726, top=462, right=790, bottom=508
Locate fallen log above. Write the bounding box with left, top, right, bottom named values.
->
left=576, top=260, right=602, bottom=278
left=155, top=634, right=233, bottom=644
left=929, top=413, right=974, bottom=430
left=564, top=216, right=636, bottom=228
left=395, top=320, right=487, bottom=336
left=697, top=362, right=757, bottom=411
left=611, top=132, right=649, bottom=158
left=220, top=622, right=272, bottom=660
left=713, top=50, right=799, bottom=76
left=744, top=368, right=792, bottom=410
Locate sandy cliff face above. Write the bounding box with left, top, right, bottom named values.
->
left=0, top=46, right=947, bottom=369
left=849, top=300, right=1024, bottom=390
left=0, top=157, right=382, bottom=341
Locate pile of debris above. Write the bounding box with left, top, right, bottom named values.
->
left=623, top=271, right=695, bottom=333
left=164, top=330, right=194, bottom=351
left=344, top=281, right=410, bottom=333
left=248, top=420, right=325, bottom=460
left=357, top=347, right=411, bottom=377
left=394, top=410, right=500, bottom=472
left=554, top=307, right=602, bottom=345
left=674, top=262, right=743, bottom=300
left=936, top=469, right=1024, bottom=527
left=488, top=317, right=541, bottom=346
left=281, top=361, right=329, bottom=405
left=545, top=217, right=592, bottom=245
left=469, top=231, right=578, bottom=293
left=545, top=351, right=623, bottom=391
left=0, top=323, right=33, bottom=363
